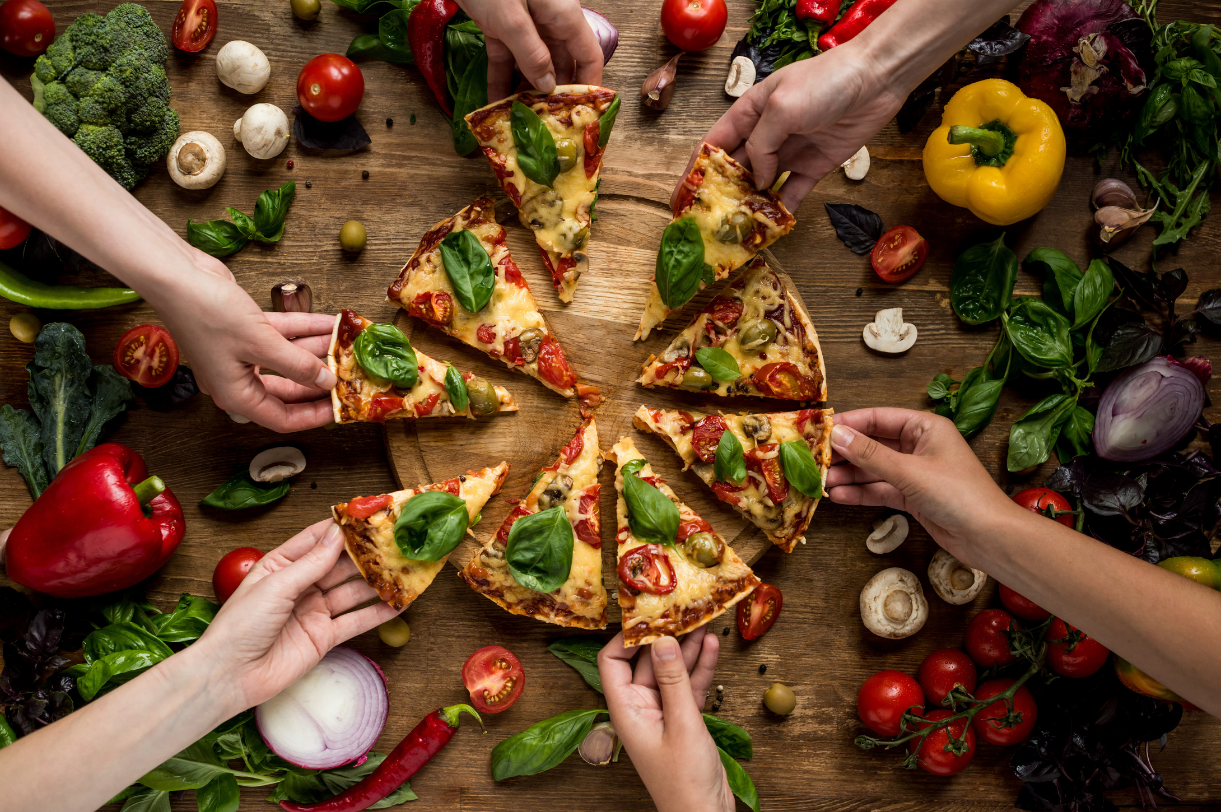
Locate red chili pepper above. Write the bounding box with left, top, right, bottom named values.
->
left=279, top=704, right=481, bottom=812
left=408, top=0, right=459, bottom=118
left=817, top=0, right=900, bottom=50
left=795, top=0, right=838, bottom=27
left=5, top=443, right=185, bottom=599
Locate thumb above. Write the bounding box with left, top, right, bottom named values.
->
left=254, top=331, right=336, bottom=391
left=830, top=424, right=913, bottom=490
left=264, top=522, right=347, bottom=598
left=650, top=636, right=703, bottom=734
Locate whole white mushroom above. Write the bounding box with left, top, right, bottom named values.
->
left=166, top=131, right=226, bottom=189
left=215, top=41, right=271, bottom=94
left=860, top=567, right=928, bottom=639
left=234, top=104, right=290, bottom=160
left=927, top=549, right=988, bottom=605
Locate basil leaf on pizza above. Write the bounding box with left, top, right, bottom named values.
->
left=779, top=440, right=823, bottom=498
left=714, top=429, right=746, bottom=485
left=623, top=465, right=679, bottom=547
left=695, top=347, right=742, bottom=382
left=511, top=101, right=559, bottom=187
left=656, top=218, right=705, bottom=310
left=439, top=229, right=495, bottom=313
left=393, top=491, right=469, bottom=561
left=597, top=94, right=620, bottom=148
left=444, top=364, right=469, bottom=412
left=354, top=323, right=419, bottom=388
left=505, top=506, right=574, bottom=593
left=621, top=458, right=645, bottom=477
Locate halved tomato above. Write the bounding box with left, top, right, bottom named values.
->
left=737, top=583, right=783, bottom=640
left=0, top=204, right=32, bottom=250
left=462, top=645, right=525, bottom=714
left=171, top=0, right=217, bottom=52
left=113, top=325, right=179, bottom=388
left=752, top=362, right=818, bottom=399
left=618, top=545, right=677, bottom=595
left=870, top=225, right=928, bottom=283
left=537, top=336, right=577, bottom=389
left=691, top=415, right=728, bottom=463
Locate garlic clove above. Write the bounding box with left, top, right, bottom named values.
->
left=271, top=280, right=313, bottom=313
left=863, top=308, right=917, bottom=354
left=578, top=721, right=618, bottom=766
left=725, top=56, right=755, bottom=98
left=841, top=145, right=869, bottom=180
left=1096, top=200, right=1157, bottom=248
left=641, top=53, right=681, bottom=111
left=1091, top=178, right=1138, bottom=210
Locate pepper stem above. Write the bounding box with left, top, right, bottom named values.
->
left=132, top=475, right=166, bottom=506
left=948, top=125, right=1006, bottom=157
left=440, top=703, right=484, bottom=732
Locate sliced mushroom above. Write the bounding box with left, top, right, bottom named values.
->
left=725, top=56, right=755, bottom=97
left=860, top=567, right=928, bottom=639
left=537, top=474, right=574, bottom=510
left=249, top=447, right=306, bottom=483
left=863, top=308, right=917, bottom=354
left=166, top=131, right=226, bottom=189
left=741, top=415, right=772, bottom=443
left=927, top=549, right=987, bottom=605
left=841, top=145, right=870, bottom=180
left=866, top=514, right=909, bottom=554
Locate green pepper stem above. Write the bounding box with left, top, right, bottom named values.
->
left=948, top=125, right=1007, bottom=157
left=132, top=476, right=166, bottom=506
left=440, top=703, right=484, bottom=731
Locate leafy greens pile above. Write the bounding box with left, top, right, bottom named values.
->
left=186, top=182, right=296, bottom=259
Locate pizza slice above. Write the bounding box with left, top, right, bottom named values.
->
left=460, top=419, right=607, bottom=628
left=636, top=142, right=796, bottom=340
left=638, top=257, right=827, bottom=402
left=608, top=436, right=759, bottom=646
left=333, top=463, right=509, bottom=611
left=328, top=308, right=517, bottom=424
left=633, top=405, right=834, bottom=553
left=466, top=86, right=619, bottom=303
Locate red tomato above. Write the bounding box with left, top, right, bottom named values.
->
left=462, top=645, right=525, bottom=714
left=297, top=54, right=365, bottom=122
left=346, top=494, right=391, bottom=520
left=1046, top=618, right=1109, bottom=678
left=1012, top=487, right=1074, bottom=527
left=745, top=448, right=789, bottom=503
left=737, top=583, right=782, bottom=640
left=908, top=709, right=976, bottom=776
left=917, top=649, right=977, bottom=708
left=660, top=0, right=727, bottom=51
left=537, top=335, right=577, bottom=389
left=212, top=547, right=263, bottom=604
left=618, top=545, right=677, bottom=595
left=171, top=0, right=217, bottom=53
left=751, top=362, right=819, bottom=399
left=964, top=608, right=1020, bottom=668
left=870, top=225, right=928, bottom=283
left=113, top=325, right=180, bottom=388
left=0, top=0, right=54, bottom=57
left=857, top=670, right=924, bottom=737
left=691, top=415, right=728, bottom=463
left=971, top=678, right=1037, bottom=745
left=998, top=583, right=1051, bottom=622
left=0, top=204, right=32, bottom=250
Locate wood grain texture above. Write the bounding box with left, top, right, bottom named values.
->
left=1, top=1, right=1219, bottom=810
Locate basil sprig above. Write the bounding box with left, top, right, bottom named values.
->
left=511, top=101, right=559, bottom=187
left=201, top=472, right=290, bottom=510
left=695, top=347, right=742, bottom=382
left=354, top=323, right=419, bottom=388
left=439, top=229, right=495, bottom=313
left=444, top=364, right=469, bottom=412
left=714, top=429, right=746, bottom=485
left=491, top=709, right=607, bottom=781
left=506, top=506, right=574, bottom=593
left=621, top=458, right=678, bottom=546
left=187, top=182, right=296, bottom=259
left=779, top=441, right=823, bottom=498
left=656, top=218, right=706, bottom=310
left=597, top=95, right=620, bottom=148
left=393, top=491, right=469, bottom=561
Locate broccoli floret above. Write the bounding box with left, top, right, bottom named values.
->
left=39, top=81, right=80, bottom=136
left=106, top=4, right=170, bottom=65
left=34, top=34, right=74, bottom=83
left=74, top=124, right=137, bottom=190
left=65, top=14, right=114, bottom=71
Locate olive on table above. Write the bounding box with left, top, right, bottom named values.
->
left=467, top=377, right=501, bottom=417
left=339, top=220, right=367, bottom=252
left=378, top=616, right=410, bottom=647
left=764, top=682, right=796, bottom=715
left=684, top=532, right=721, bottom=568
left=291, top=0, right=321, bottom=20
left=739, top=319, right=778, bottom=352
left=556, top=138, right=578, bottom=172
left=682, top=366, right=715, bottom=390
left=9, top=313, right=41, bottom=343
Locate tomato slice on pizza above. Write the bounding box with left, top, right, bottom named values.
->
left=608, top=436, right=759, bottom=646
left=460, top=419, right=607, bottom=628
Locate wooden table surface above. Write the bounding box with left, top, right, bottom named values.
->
left=3, top=1, right=1220, bottom=810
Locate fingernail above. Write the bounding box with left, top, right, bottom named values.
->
left=321, top=523, right=344, bottom=547
left=315, top=367, right=337, bottom=390
left=831, top=424, right=855, bottom=449
left=653, top=636, right=679, bottom=661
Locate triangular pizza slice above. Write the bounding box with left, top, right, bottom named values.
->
left=460, top=419, right=607, bottom=629
left=333, top=463, right=509, bottom=611
left=608, top=436, right=759, bottom=646
left=466, top=86, right=619, bottom=303
left=638, top=257, right=827, bottom=402
left=636, top=142, right=795, bottom=340
left=328, top=309, right=517, bottom=424
left=633, top=405, right=834, bottom=553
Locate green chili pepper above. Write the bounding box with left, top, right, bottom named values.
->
left=0, top=717, right=16, bottom=748
left=0, top=260, right=140, bottom=310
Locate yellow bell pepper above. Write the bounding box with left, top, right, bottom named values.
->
left=923, top=79, right=1066, bottom=226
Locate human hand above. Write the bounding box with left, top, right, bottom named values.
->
left=598, top=629, right=733, bottom=812
left=456, top=0, right=603, bottom=101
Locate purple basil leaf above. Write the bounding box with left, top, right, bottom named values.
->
left=1107, top=257, right=1165, bottom=311
left=292, top=106, right=372, bottom=151
left=22, top=609, right=65, bottom=661
left=135, top=367, right=200, bottom=411
left=1193, top=288, right=1221, bottom=326
left=1083, top=473, right=1144, bottom=515
left=968, top=17, right=1031, bottom=66
left=1160, top=267, right=1188, bottom=302
left=824, top=203, right=884, bottom=255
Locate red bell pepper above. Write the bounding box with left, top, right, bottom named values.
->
left=796, top=0, right=839, bottom=27
left=817, top=0, right=901, bottom=50
left=408, top=0, right=459, bottom=118
left=5, top=443, right=184, bottom=599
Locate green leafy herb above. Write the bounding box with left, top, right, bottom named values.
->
left=196, top=774, right=240, bottom=812
left=1004, top=297, right=1074, bottom=369
left=703, top=714, right=753, bottom=759
left=0, top=405, right=48, bottom=498
left=186, top=221, right=248, bottom=258
left=151, top=593, right=219, bottom=644
left=120, top=789, right=171, bottom=812
left=393, top=491, right=469, bottom=561
left=950, top=234, right=1018, bottom=325
left=714, top=429, right=747, bottom=485
left=506, top=506, right=575, bottom=593
left=719, top=747, right=761, bottom=812
left=511, top=100, right=559, bottom=187
left=1070, top=260, right=1115, bottom=329
left=354, top=323, right=420, bottom=388
left=491, top=709, right=606, bottom=781
left=695, top=347, right=742, bottom=382
left=779, top=440, right=823, bottom=498
left=187, top=182, right=296, bottom=258
left=1055, top=405, right=1095, bottom=463
left=621, top=458, right=646, bottom=478
left=953, top=372, right=1006, bottom=440
left=252, top=183, right=296, bottom=243
left=201, top=473, right=290, bottom=511
left=622, top=463, right=679, bottom=546
left=450, top=47, right=489, bottom=156
left=443, top=364, right=469, bottom=412
left=1006, top=393, right=1077, bottom=473
left=656, top=218, right=705, bottom=310
left=597, top=94, right=621, bottom=148
left=546, top=637, right=606, bottom=693
left=1024, top=247, right=1082, bottom=317
left=439, top=229, right=496, bottom=313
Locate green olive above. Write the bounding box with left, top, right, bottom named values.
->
left=291, top=0, right=321, bottom=20
left=466, top=377, right=501, bottom=417
left=570, top=226, right=590, bottom=250
left=339, top=220, right=367, bottom=252
left=684, top=532, right=721, bottom=568
left=738, top=319, right=778, bottom=352
left=763, top=682, right=796, bottom=715
left=714, top=211, right=752, bottom=244
left=556, top=138, right=578, bottom=173
left=517, top=327, right=545, bottom=363
left=9, top=313, right=41, bottom=344
left=377, top=616, right=410, bottom=647
left=682, top=366, right=715, bottom=390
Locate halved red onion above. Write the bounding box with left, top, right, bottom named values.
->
left=255, top=646, right=388, bottom=770
left=582, top=8, right=619, bottom=64
left=1094, top=356, right=1205, bottom=462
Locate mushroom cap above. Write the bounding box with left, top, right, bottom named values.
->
left=927, top=549, right=988, bottom=605
left=166, top=131, right=226, bottom=190
left=866, top=514, right=909, bottom=554
left=863, top=308, right=917, bottom=354
left=250, top=447, right=307, bottom=483
left=234, top=103, right=290, bottom=160
left=860, top=567, right=928, bottom=639
left=216, top=40, right=271, bottom=95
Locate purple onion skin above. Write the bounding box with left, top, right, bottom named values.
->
left=582, top=8, right=619, bottom=64
left=1094, top=357, right=1206, bottom=462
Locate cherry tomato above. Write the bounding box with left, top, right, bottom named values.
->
left=691, top=414, right=728, bottom=463
left=537, top=335, right=577, bottom=389
left=737, top=583, right=783, bottom=640
left=0, top=0, right=54, bottom=57
left=971, top=678, right=1037, bottom=745
left=1046, top=618, right=1109, bottom=678
left=0, top=204, right=32, bottom=250
left=618, top=545, right=677, bottom=594
left=660, top=0, right=727, bottom=52
left=751, top=362, right=819, bottom=399
left=964, top=608, right=1020, bottom=668
left=917, top=649, right=977, bottom=708
left=297, top=53, right=365, bottom=122
left=998, top=583, right=1051, bottom=622
left=212, top=547, right=264, bottom=603
left=1012, top=487, right=1074, bottom=527
left=907, top=709, right=975, bottom=775
left=857, top=670, right=924, bottom=737
left=171, top=0, right=217, bottom=53
left=462, top=645, right=525, bottom=714
left=870, top=225, right=928, bottom=283
left=113, top=325, right=180, bottom=388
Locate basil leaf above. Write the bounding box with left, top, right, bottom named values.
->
left=695, top=347, right=742, bottom=382
left=704, top=715, right=753, bottom=759
left=546, top=637, right=605, bottom=693
left=1006, top=393, right=1077, bottom=473
left=597, top=94, right=620, bottom=148
left=444, top=364, right=469, bottom=412
left=510, top=100, right=559, bottom=187
left=779, top=440, right=823, bottom=498
left=953, top=372, right=1004, bottom=440
left=354, top=323, right=419, bottom=388
left=621, top=458, right=645, bottom=478
left=196, top=774, right=239, bottom=812
left=506, top=506, right=575, bottom=593
left=450, top=47, right=488, bottom=157
left=824, top=203, right=884, bottom=255
left=1093, top=315, right=1161, bottom=373
left=346, top=33, right=411, bottom=63
left=951, top=234, right=1018, bottom=325
left=225, top=208, right=257, bottom=239
left=252, top=181, right=296, bottom=243
left=291, top=105, right=373, bottom=151
left=76, top=649, right=166, bottom=701
left=714, top=428, right=746, bottom=485
left=623, top=469, right=679, bottom=546
left=926, top=372, right=955, bottom=401
left=1023, top=247, right=1081, bottom=318
left=120, top=789, right=171, bottom=812
left=491, top=709, right=606, bottom=780
left=1055, top=405, right=1095, bottom=463
left=186, top=220, right=249, bottom=258
left=201, top=472, right=290, bottom=511
left=719, top=747, right=761, bottom=812
left=377, top=8, right=414, bottom=60
left=656, top=218, right=705, bottom=310
left=393, top=490, right=469, bottom=561
left=1070, top=259, right=1115, bottom=329
left=439, top=229, right=495, bottom=313
left=1004, top=297, right=1073, bottom=368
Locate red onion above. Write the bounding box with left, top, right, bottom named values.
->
left=1094, top=357, right=1205, bottom=462
left=582, top=8, right=619, bottom=64
left=255, top=646, right=388, bottom=769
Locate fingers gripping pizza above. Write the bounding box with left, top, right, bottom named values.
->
left=609, top=437, right=759, bottom=646
left=636, top=143, right=796, bottom=340
left=460, top=419, right=607, bottom=629
left=328, top=309, right=516, bottom=424
left=466, top=86, right=620, bottom=303
left=333, top=463, right=509, bottom=611
left=633, top=406, right=834, bottom=553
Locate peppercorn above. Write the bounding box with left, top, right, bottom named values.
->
left=723, top=627, right=730, bottom=636
left=855, top=287, right=863, bottom=297
left=758, top=664, right=768, bottom=674
left=362, top=170, right=370, bottom=179
left=305, top=180, right=312, bottom=189
left=310, top=482, right=317, bottom=489
left=287, top=159, right=294, bottom=169
left=386, top=117, right=394, bottom=127
left=711, top=703, right=721, bottom=712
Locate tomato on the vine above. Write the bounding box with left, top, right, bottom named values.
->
left=212, top=547, right=264, bottom=604
left=857, top=670, right=924, bottom=737
left=0, top=0, right=55, bottom=57
left=171, top=0, right=217, bottom=52
left=1012, top=487, right=1074, bottom=527
left=113, top=325, right=180, bottom=388
left=462, top=645, right=525, bottom=714
left=297, top=53, right=365, bottom=122
left=908, top=709, right=975, bottom=776
left=660, top=0, right=727, bottom=52
left=0, top=204, right=32, bottom=250
left=870, top=225, right=928, bottom=283
left=964, top=608, right=1020, bottom=668
left=737, top=583, right=782, bottom=640
left=917, top=649, right=977, bottom=708
left=998, top=583, right=1051, bottom=622
left=1046, top=618, right=1109, bottom=678
left=971, top=678, right=1037, bottom=745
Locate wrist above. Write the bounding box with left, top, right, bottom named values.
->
left=159, top=639, right=249, bottom=724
